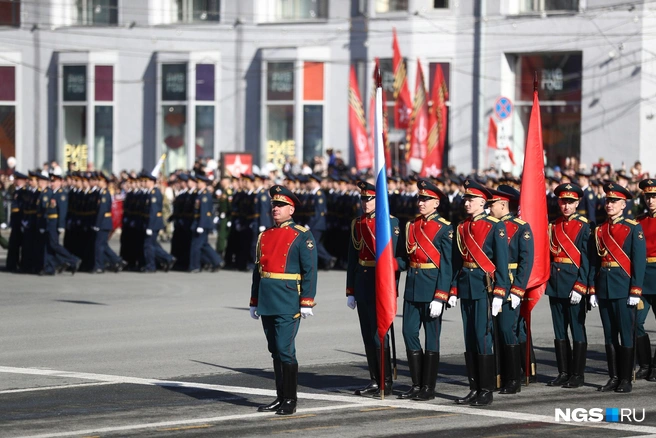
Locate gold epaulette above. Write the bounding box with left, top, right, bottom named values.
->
left=626, top=219, right=638, bottom=225
left=294, top=224, right=308, bottom=232
left=438, top=217, right=451, bottom=225
left=513, top=218, right=527, bottom=225
left=486, top=216, right=500, bottom=223
left=576, top=215, right=589, bottom=224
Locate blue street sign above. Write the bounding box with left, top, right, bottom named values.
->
left=494, top=97, right=513, bottom=120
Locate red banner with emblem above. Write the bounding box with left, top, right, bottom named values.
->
left=408, top=60, right=428, bottom=171
left=222, top=153, right=252, bottom=178
left=369, top=58, right=392, bottom=171
left=392, top=28, right=412, bottom=130
left=423, top=64, right=448, bottom=177
left=349, top=65, right=373, bottom=170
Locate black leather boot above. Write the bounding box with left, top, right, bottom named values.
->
left=615, top=345, right=634, bottom=393
left=598, top=344, right=619, bottom=392
left=520, top=340, right=538, bottom=383
left=372, top=348, right=393, bottom=396
left=635, top=335, right=651, bottom=380
left=354, top=346, right=379, bottom=396
left=562, top=342, right=586, bottom=388
left=413, top=351, right=439, bottom=401
left=398, top=350, right=423, bottom=399
left=649, top=350, right=656, bottom=382
left=258, top=359, right=283, bottom=412
left=499, top=344, right=521, bottom=394
left=548, top=339, right=571, bottom=386
left=470, top=354, right=494, bottom=407
left=455, top=352, right=477, bottom=404
left=276, top=362, right=297, bottom=415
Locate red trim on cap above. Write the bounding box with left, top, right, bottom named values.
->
left=271, top=194, right=294, bottom=206
left=558, top=191, right=579, bottom=199
left=644, top=187, right=656, bottom=193
left=606, top=190, right=627, bottom=200
left=464, top=188, right=486, bottom=198
left=490, top=193, right=510, bottom=202
left=418, top=189, right=438, bottom=199
left=361, top=189, right=376, bottom=197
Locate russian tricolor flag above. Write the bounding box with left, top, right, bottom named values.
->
left=373, top=67, right=397, bottom=398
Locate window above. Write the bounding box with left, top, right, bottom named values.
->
left=375, top=0, right=408, bottom=13
left=266, top=62, right=295, bottom=169
left=159, top=59, right=218, bottom=171
left=518, top=0, right=578, bottom=13
left=0, top=66, right=16, bottom=170
left=514, top=53, right=582, bottom=168
left=75, top=0, right=118, bottom=25
left=173, top=0, right=220, bottom=23
left=60, top=63, right=115, bottom=172
left=434, top=0, right=448, bottom=8
left=273, top=0, right=328, bottom=21
left=0, top=0, right=20, bottom=26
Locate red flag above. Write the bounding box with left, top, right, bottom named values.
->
left=369, top=58, right=391, bottom=170
left=408, top=60, right=429, bottom=169
left=392, top=28, right=412, bottom=130
left=349, top=65, right=373, bottom=170
left=423, top=64, right=448, bottom=177
left=519, top=77, right=549, bottom=319
left=487, top=117, right=498, bottom=149
left=504, top=146, right=516, bottom=165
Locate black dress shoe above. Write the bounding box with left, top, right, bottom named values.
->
left=165, top=257, right=177, bottom=273
left=275, top=399, right=297, bottom=415
left=71, top=259, right=82, bottom=276
left=598, top=377, right=619, bottom=392
left=354, top=381, right=379, bottom=396
left=257, top=398, right=283, bottom=412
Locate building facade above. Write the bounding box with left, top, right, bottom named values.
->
left=0, top=0, right=655, bottom=175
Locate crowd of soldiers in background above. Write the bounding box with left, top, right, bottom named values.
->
left=0, top=156, right=651, bottom=275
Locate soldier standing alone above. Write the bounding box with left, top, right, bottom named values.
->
left=250, top=185, right=317, bottom=415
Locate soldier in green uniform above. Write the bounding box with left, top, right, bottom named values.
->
left=486, top=185, right=534, bottom=394
left=215, top=175, right=233, bottom=257
left=546, top=183, right=591, bottom=389
left=590, top=183, right=646, bottom=393
left=399, top=179, right=453, bottom=401
left=346, top=181, right=405, bottom=397
left=636, top=178, right=656, bottom=381
left=451, top=179, right=510, bottom=407
left=250, top=185, right=317, bottom=416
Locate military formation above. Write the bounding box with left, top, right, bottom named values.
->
left=4, top=165, right=656, bottom=414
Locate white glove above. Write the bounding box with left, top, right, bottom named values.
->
left=227, top=221, right=232, bottom=227
left=448, top=295, right=458, bottom=308
left=213, top=216, right=219, bottom=224
left=628, top=296, right=641, bottom=306
left=569, top=290, right=582, bottom=305
left=301, top=307, right=314, bottom=318
left=491, top=297, right=503, bottom=316
left=38, top=228, right=45, bottom=234
left=347, top=296, right=356, bottom=309
left=259, top=225, right=265, bottom=232
left=305, top=224, right=310, bottom=230
left=249, top=306, right=259, bottom=320
left=0, top=222, right=6, bottom=229
left=429, top=300, right=443, bottom=318
left=92, top=226, right=99, bottom=231
left=510, top=294, right=521, bottom=309
left=589, top=295, right=598, bottom=308
left=145, top=228, right=153, bottom=236
left=196, top=227, right=203, bottom=234
left=58, top=228, right=64, bottom=233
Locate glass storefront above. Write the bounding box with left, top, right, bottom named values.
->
left=515, top=52, right=582, bottom=168
left=63, top=106, right=88, bottom=171
left=94, top=106, right=113, bottom=172
left=303, top=105, right=323, bottom=164
left=162, top=105, right=187, bottom=173
left=266, top=105, right=294, bottom=170
left=0, top=106, right=15, bottom=171
left=195, top=105, right=214, bottom=159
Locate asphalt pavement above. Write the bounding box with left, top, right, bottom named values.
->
left=1, top=233, right=656, bottom=437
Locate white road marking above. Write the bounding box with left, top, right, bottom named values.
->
left=0, top=382, right=114, bottom=394
left=14, top=404, right=367, bottom=438
left=2, top=365, right=656, bottom=436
